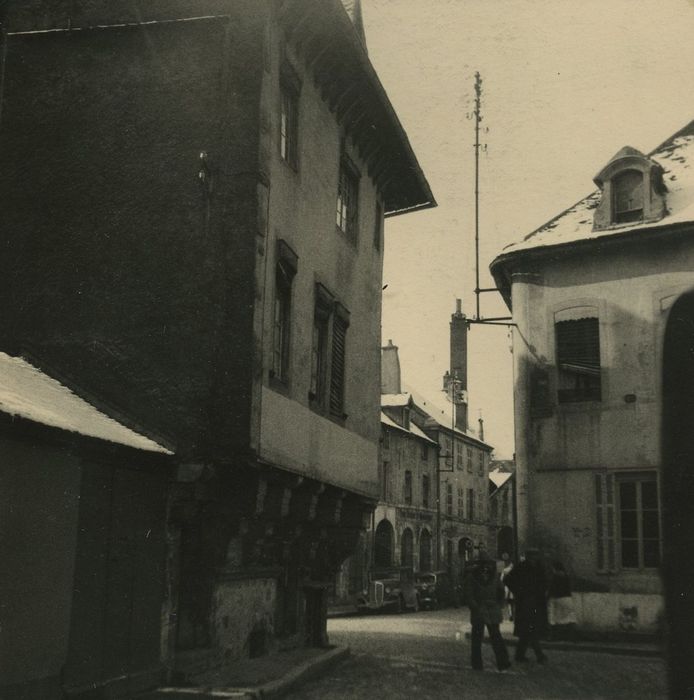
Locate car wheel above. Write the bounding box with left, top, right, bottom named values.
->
left=395, top=595, right=404, bottom=614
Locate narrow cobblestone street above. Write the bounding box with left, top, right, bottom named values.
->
left=287, top=611, right=667, bottom=699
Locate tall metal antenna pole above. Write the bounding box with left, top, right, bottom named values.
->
left=473, top=72, right=482, bottom=321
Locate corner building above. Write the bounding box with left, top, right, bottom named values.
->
left=490, top=118, right=694, bottom=674
left=0, top=0, right=434, bottom=691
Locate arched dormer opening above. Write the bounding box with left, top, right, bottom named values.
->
left=592, top=146, right=667, bottom=231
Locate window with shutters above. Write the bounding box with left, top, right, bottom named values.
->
left=556, top=316, right=601, bottom=403
left=617, top=472, right=660, bottom=569
left=458, top=486, right=464, bottom=518
left=446, top=482, right=453, bottom=516
left=467, top=488, right=475, bottom=520
left=466, top=448, right=473, bottom=473
left=309, top=284, right=349, bottom=419
left=309, top=299, right=330, bottom=408
left=596, top=471, right=660, bottom=571
left=329, top=305, right=349, bottom=418
left=271, top=241, right=297, bottom=386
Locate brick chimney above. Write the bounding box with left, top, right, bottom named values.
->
left=447, top=299, right=468, bottom=431
left=381, top=339, right=401, bottom=394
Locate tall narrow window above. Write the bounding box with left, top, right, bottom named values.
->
left=404, top=471, right=413, bottom=505
left=272, top=241, right=297, bottom=384
left=280, top=76, right=299, bottom=168
left=613, top=169, right=643, bottom=224
left=477, top=452, right=484, bottom=476
left=466, top=448, right=473, bottom=473
left=458, top=486, right=464, bottom=518
left=618, top=473, right=660, bottom=569
left=330, top=306, right=349, bottom=418
left=422, top=474, right=430, bottom=508
left=446, top=483, right=453, bottom=516
left=556, top=317, right=601, bottom=402
left=336, top=156, right=359, bottom=242
left=467, top=488, right=475, bottom=521
left=420, top=441, right=428, bottom=461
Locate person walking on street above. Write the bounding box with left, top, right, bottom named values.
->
left=500, top=551, right=515, bottom=622
left=465, top=560, right=512, bottom=672
left=504, top=548, right=548, bottom=664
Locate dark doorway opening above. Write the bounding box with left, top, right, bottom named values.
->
left=374, top=519, right=394, bottom=568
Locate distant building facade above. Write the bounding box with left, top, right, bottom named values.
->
left=0, top=0, right=434, bottom=695
left=490, top=119, right=694, bottom=655
left=488, top=461, right=516, bottom=558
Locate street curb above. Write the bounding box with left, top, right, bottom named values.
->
left=464, top=632, right=663, bottom=658
left=140, top=646, right=351, bottom=700
left=258, top=645, right=350, bottom=699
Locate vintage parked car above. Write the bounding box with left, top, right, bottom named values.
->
left=415, top=570, right=459, bottom=610
left=356, top=567, right=419, bottom=614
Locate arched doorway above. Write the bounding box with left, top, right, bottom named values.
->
left=497, top=526, right=514, bottom=559
left=374, top=519, right=394, bottom=569
left=662, top=291, right=694, bottom=697
left=419, top=529, right=432, bottom=572
left=401, top=528, right=414, bottom=568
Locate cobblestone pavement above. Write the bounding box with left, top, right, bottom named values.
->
left=286, top=610, right=668, bottom=699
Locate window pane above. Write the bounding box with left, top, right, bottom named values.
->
left=643, top=539, right=661, bottom=568
left=597, top=536, right=604, bottom=570
left=620, top=510, right=638, bottom=539
left=621, top=539, right=639, bottom=568
left=642, top=510, right=660, bottom=539
left=641, top=481, right=658, bottom=509
left=619, top=482, right=637, bottom=510
left=595, top=474, right=602, bottom=503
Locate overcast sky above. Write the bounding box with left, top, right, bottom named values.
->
left=362, top=0, right=694, bottom=458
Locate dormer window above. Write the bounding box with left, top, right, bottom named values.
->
left=592, top=146, right=667, bottom=231
left=613, top=170, right=643, bottom=224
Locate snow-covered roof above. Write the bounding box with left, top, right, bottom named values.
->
left=497, top=129, right=694, bottom=259
left=381, top=393, right=411, bottom=408
left=404, top=383, right=493, bottom=449
left=0, top=352, right=172, bottom=454
left=489, top=468, right=512, bottom=490
left=380, top=411, right=437, bottom=444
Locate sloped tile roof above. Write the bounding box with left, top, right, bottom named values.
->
left=0, top=352, right=172, bottom=454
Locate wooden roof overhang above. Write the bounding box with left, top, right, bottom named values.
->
left=278, top=0, right=436, bottom=217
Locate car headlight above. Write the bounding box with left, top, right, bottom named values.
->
left=384, top=586, right=391, bottom=594
left=362, top=589, right=367, bottom=596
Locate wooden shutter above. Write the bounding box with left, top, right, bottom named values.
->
left=330, top=315, right=348, bottom=416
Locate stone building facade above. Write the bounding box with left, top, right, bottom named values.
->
left=490, top=118, right=694, bottom=676
left=0, top=0, right=434, bottom=694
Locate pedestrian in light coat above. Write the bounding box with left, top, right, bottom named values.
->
left=464, top=560, right=511, bottom=672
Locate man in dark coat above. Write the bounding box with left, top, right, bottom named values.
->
left=464, top=560, right=511, bottom=671
left=504, top=548, right=548, bottom=663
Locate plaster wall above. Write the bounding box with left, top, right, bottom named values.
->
left=259, top=386, right=378, bottom=496
left=253, top=16, right=384, bottom=494
left=572, top=592, right=663, bottom=633
left=510, top=233, right=694, bottom=590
